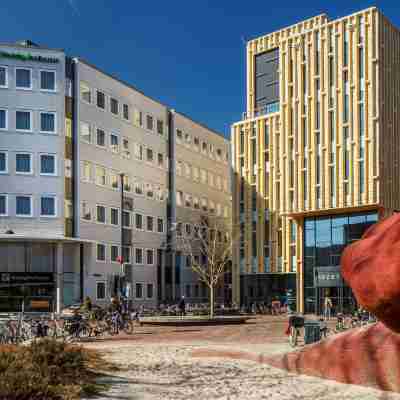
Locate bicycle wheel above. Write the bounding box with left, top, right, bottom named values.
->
left=123, top=321, right=134, bottom=335
left=289, top=326, right=298, bottom=347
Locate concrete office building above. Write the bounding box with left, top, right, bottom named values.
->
left=0, top=40, right=231, bottom=312
left=170, top=112, right=231, bottom=303
left=0, top=41, right=87, bottom=313
left=231, top=7, right=400, bottom=313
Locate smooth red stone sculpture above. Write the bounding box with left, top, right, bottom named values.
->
left=266, top=213, right=400, bottom=392
left=341, top=213, right=400, bottom=333
left=267, top=322, right=400, bottom=392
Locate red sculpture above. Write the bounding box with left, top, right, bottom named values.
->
left=341, top=213, right=400, bottom=333
left=267, top=213, right=400, bottom=392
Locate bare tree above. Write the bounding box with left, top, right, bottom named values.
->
left=179, top=217, right=236, bottom=318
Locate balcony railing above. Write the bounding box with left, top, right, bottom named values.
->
left=242, top=101, right=280, bottom=120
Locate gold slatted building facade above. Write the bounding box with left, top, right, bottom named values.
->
left=231, top=7, right=400, bottom=311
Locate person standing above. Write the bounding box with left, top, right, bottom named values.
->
left=178, top=296, right=186, bottom=316
left=324, top=296, right=333, bottom=320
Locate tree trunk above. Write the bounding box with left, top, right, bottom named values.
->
left=210, top=285, right=214, bottom=319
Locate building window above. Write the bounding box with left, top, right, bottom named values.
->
left=146, top=183, right=154, bottom=199
left=40, top=154, right=56, bottom=175
left=110, top=208, right=119, bottom=225
left=81, top=201, right=91, bottom=221
left=185, top=284, right=191, bottom=298
left=146, top=148, right=154, bottom=163
left=185, top=223, right=192, bottom=237
left=80, top=121, right=91, bottom=143
left=122, top=246, right=131, bottom=264
left=16, top=110, right=32, bottom=131
left=134, top=109, right=142, bottom=126
left=157, top=218, right=164, bottom=233
left=81, top=161, right=91, bottom=182
left=0, top=66, right=8, bottom=88
left=110, top=172, right=119, bottom=190
left=146, top=249, right=154, bottom=265
left=0, top=194, right=7, bottom=216
left=122, top=211, right=131, bottom=227
left=176, top=129, right=183, bottom=142
left=123, top=104, right=129, bottom=121
left=176, top=190, right=183, bottom=206
left=135, top=181, right=143, bottom=195
left=80, top=82, right=91, bottom=103
left=97, top=205, right=106, bottom=223
left=40, top=112, right=56, bottom=133
left=96, top=90, right=105, bottom=109
left=136, top=283, right=143, bottom=298
left=176, top=222, right=182, bottom=236
left=96, top=128, right=106, bottom=147
left=201, top=197, right=208, bottom=212
left=147, top=284, right=154, bottom=299
left=157, top=119, right=163, bottom=135
left=0, top=152, right=8, bottom=173
left=95, top=166, right=107, bottom=186
left=134, top=143, right=143, bottom=160
left=16, top=153, right=32, bottom=174
left=111, top=245, right=119, bottom=262
left=96, top=282, right=106, bottom=300
left=185, top=163, right=191, bottom=180
left=185, top=193, right=192, bottom=208
left=40, top=70, right=56, bottom=91
left=135, top=248, right=143, bottom=264
left=146, top=115, right=153, bottom=131
left=157, top=153, right=164, bottom=168
left=40, top=196, right=56, bottom=217
left=122, top=138, right=130, bottom=158
left=16, top=68, right=32, bottom=89
left=16, top=195, right=32, bottom=217
left=110, top=134, right=119, bottom=153
left=97, top=244, right=106, bottom=261
left=135, top=213, right=143, bottom=230
left=0, top=109, right=7, bottom=130
left=176, top=160, right=182, bottom=176
left=146, top=215, right=154, bottom=232
left=110, top=98, right=119, bottom=115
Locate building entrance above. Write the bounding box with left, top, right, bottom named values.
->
left=313, top=267, right=356, bottom=316
left=303, top=211, right=378, bottom=314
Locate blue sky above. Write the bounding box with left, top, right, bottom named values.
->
left=0, top=1, right=397, bottom=137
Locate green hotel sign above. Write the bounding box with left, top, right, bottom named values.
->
left=0, top=50, right=59, bottom=64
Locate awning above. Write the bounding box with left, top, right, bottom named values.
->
left=0, top=234, right=94, bottom=244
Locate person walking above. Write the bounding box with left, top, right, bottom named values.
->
left=324, top=296, right=333, bottom=320
left=178, top=296, right=186, bottom=316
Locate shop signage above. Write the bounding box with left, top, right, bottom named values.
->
left=314, top=267, right=343, bottom=287
left=0, top=273, right=54, bottom=284
left=30, top=300, right=50, bottom=309
left=0, top=50, right=59, bottom=64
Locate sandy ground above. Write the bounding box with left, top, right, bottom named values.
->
left=81, top=317, right=400, bottom=400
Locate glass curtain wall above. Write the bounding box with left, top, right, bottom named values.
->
left=303, top=211, right=378, bottom=314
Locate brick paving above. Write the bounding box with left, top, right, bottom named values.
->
left=81, top=315, right=400, bottom=399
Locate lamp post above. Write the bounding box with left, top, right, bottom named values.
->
left=119, top=173, right=125, bottom=299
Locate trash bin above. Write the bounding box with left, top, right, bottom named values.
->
left=304, top=320, right=321, bottom=344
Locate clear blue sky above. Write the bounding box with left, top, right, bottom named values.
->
left=0, top=1, right=397, bottom=137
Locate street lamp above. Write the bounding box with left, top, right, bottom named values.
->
left=119, top=173, right=125, bottom=299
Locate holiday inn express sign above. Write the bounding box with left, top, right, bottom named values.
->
left=0, top=50, right=59, bottom=63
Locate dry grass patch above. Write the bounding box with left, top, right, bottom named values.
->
left=0, top=339, right=116, bottom=399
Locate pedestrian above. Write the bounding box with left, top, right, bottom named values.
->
left=324, top=296, right=333, bottom=320
left=178, top=295, right=186, bottom=316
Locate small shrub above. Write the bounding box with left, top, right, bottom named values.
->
left=0, top=339, right=110, bottom=400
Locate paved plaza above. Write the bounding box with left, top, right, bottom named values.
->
left=83, top=316, right=400, bottom=400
